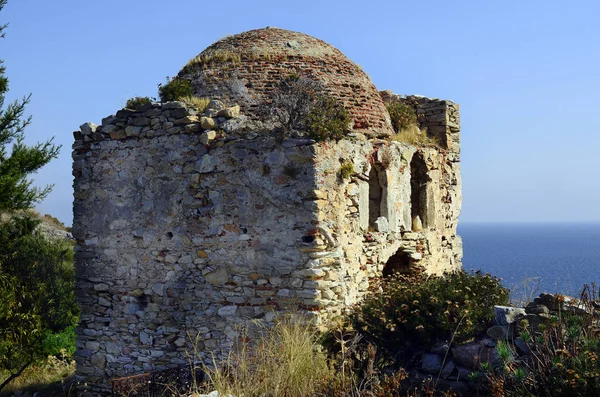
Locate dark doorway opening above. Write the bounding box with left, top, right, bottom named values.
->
left=383, top=249, right=412, bottom=278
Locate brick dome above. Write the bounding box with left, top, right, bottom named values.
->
left=177, top=28, right=393, bottom=136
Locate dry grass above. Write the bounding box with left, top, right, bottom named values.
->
left=0, top=355, right=75, bottom=396
left=197, top=317, right=333, bottom=397
left=0, top=209, right=68, bottom=231
left=390, top=125, right=438, bottom=146
left=182, top=51, right=242, bottom=73
left=179, top=96, right=210, bottom=112
left=181, top=50, right=290, bottom=74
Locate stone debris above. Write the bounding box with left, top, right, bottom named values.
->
left=405, top=292, right=600, bottom=393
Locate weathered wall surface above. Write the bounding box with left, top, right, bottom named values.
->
left=72, top=95, right=461, bottom=394
left=73, top=102, right=323, bottom=394
left=299, top=122, right=462, bottom=316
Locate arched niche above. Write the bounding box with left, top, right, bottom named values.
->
left=410, top=152, right=428, bottom=231
left=368, top=164, right=384, bottom=229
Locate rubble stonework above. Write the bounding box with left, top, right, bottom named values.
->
left=72, top=28, right=462, bottom=394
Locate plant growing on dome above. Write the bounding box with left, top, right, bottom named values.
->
left=267, top=75, right=322, bottom=132
left=125, top=96, right=153, bottom=110
left=307, top=95, right=350, bottom=142
left=387, top=101, right=438, bottom=146
left=158, top=76, right=193, bottom=102
left=263, top=75, right=350, bottom=141
left=387, top=102, right=417, bottom=133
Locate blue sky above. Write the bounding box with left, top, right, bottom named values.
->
left=3, top=0, right=599, bottom=225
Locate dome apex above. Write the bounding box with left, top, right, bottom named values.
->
left=178, top=28, right=393, bottom=136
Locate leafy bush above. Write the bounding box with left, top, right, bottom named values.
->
left=264, top=75, right=322, bottom=133
left=307, top=95, right=351, bottom=142
left=261, top=76, right=350, bottom=141
left=387, top=102, right=417, bottom=133
left=158, top=76, right=193, bottom=102
left=0, top=216, right=78, bottom=391
left=125, top=96, right=152, bottom=110
left=352, top=268, right=509, bottom=356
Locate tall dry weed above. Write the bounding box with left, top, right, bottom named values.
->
left=200, top=317, right=333, bottom=397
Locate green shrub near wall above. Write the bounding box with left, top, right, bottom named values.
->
left=158, top=77, right=193, bottom=102
left=352, top=269, right=509, bottom=356
left=0, top=216, right=78, bottom=391
left=387, top=102, right=417, bottom=133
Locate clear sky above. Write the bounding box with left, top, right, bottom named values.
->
left=2, top=0, right=599, bottom=226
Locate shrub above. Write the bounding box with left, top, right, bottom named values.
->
left=260, top=76, right=350, bottom=141
left=0, top=215, right=78, bottom=391
left=264, top=75, right=323, bottom=133
left=482, top=284, right=600, bottom=397
left=387, top=102, right=417, bottom=133
left=307, top=95, right=351, bottom=142
left=339, top=160, right=354, bottom=180
left=158, top=76, right=193, bottom=102
left=125, top=96, right=152, bottom=110
left=351, top=268, right=509, bottom=357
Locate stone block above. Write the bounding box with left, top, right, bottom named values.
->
left=217, top=305, right=237, bottom=317
left=200, top=117, right=216, bottom=130
left=494, top=306, right=526, bottom=325
left=175, top=115, right=200, bottom=125
left=374, top=217, right=388, bottom=232
left=487, top=325, right=508, bottom=340
left=205, top=268, right=229, bottom=286
left=80, top=122, right=98, bottom=135
left=109, top=129, right=127, bottom=140
left=200, top=130, right=217, bottom=145
left=125, top=126, right=142, bottom=137
left=217, top=105, right=240, bottom=119
left=196, top=155, right=216, bottom=173
left=421, top=353, right=443, bottom=374
left=185, top=123, right=201, bottom=133
left=86, top=341, right=100, bottom=351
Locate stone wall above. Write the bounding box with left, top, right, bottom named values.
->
left=72, top=95, right=461, bottom=394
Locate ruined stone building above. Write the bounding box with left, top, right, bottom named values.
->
left=72, top=28, right=462, bottom=393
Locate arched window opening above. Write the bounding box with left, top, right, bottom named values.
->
left=383, top=249, right=412, bottom=278
left=410, top=153, right=428, bottom=231
left=368, top=165, right=382, bottom=229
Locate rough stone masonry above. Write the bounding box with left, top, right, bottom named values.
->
left=71, top=28, right=462, bottom=394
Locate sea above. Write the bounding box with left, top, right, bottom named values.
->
left=458, top=222, right=600, bottom=302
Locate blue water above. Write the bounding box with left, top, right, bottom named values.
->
left=458, top=223, right=600, bottom=299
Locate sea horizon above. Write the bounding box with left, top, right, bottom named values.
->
left=458, top=221, right=600, bottom=302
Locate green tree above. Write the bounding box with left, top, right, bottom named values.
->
left=0, top=0, right=59, bottom=211
left=0, top=1, right=76, bottom=391
left=0, top=217, right=78, bottom=391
